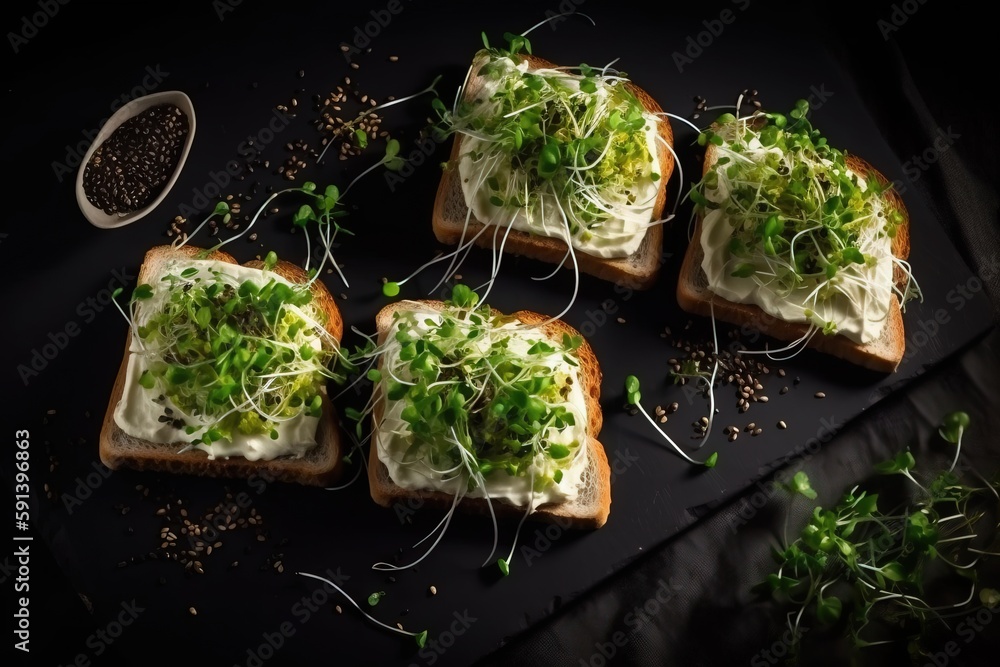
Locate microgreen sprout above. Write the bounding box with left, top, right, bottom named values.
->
left=296, top=572, right=427, bottom=648
left=938, top=410, right=970, bottom=473
left=624, top=375, right=718, bottom=468
left=761, top=414, right=999, bottom=655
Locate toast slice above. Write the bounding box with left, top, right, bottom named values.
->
left=677, top=140, right=912, bottom=373
left=431, top=50, right=674, bottom=290
left=99, top=244, right=345, bottom=486
left=367, top=299, right=611, bottom=529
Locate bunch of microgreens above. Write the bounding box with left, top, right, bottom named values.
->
left=113, top=249, right=345, bottom=448
left=336, top=284, right=587, bottom=578
left=382, top=21, right=685, bottom=326
left=760, top=411, right=999, bottom=659
left=688, top=98, right=922, bottom=350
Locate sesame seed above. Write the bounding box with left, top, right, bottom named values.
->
left=815, top=392, right=826, bottom=399
left=189, top=607, right=198, bottom=616
left=778, top=421, right=787, bottom=429
left=429, top=585, right=437, bottom=595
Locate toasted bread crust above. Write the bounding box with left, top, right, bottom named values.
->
left=99, top=245, right=344, bottom=486
left=431, top=51, right=673, bottom=291
left=677, top=142, right=910, bottom=373
left=367, top=300, right=611, bottom=529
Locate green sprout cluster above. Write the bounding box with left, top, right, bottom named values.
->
left=430, top=31, right=660, bottom=247
left=120, top=251, right=342, bottom=446
left=762, top=412, right=999, bottom=658
left=690, top=100, right=920, bottom=334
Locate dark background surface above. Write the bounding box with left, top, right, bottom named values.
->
left=3, top=1, right=999, bottom=666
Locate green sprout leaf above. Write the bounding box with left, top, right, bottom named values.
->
left=264, top=251, right=278, bottom=270
left=498, top=558, right=510, bottom=576
left=624, top=375, right=641, bottom=406
left=138, top=370, right=155, bottom=389
left=816, top=595, right=842, bottom=624
left=367, top=591, right=385, bottom=607
left=133, top=284, right=154, bottom=300
left=383, top=281, right=401, bottom=298
left=939, top=411, right=970, bottom=444
left=355, top=129, right=368, bottom=149
left=874, top=450, right=916, bottom=474
left=981, top=588, right=1000, bottom=609
left=415, top=630, right=428, bottom=648
left=787, top=471, right=818, bottom=500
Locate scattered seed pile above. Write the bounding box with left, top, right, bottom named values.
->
left=84, top=103, right=189, bottom=215
left=650, top=321, right=824, bottom=442
left=115, top=485, right=269, bottom=576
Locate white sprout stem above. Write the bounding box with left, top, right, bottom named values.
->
left=531, top=249, right=570, bottom=281
left=656, top=111, right=703, bottom=135
left=738, top=326, right=819, bottom=361
left=309, top=221, right=350, bottom=289
left=371, top=488, right=465, bottom=572
left=503, top=468, right=536, bottom=570
left=968, top=548, right=1000, bottom=556
left=635, top=401, right=701, bottom=466
left=295, top=572, right=421, bottom=639
left=655, top=134, right=683, bottom=217
left=342, top=158, right=389, bottom=198
left=947, top=428, right=964, bottom=473
left=178, top=209, right=222, bottom=248
left=696, top=302, right=721, bottom=449
left=477, top=216, right=517, bottom=305
left=324, top=448, right=366, bottom=491
left=520, top=11, right=595, bottom=37
left=111, top=295, right=135, bottom=330
left=479, top=480, right=500, bottom=568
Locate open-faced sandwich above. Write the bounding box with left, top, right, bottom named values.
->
left=100, top=244, right=345, bottom=486
left=430, top=34, right=675, bottom=290
left=677, top=100, right=919, bottom=372
left=366, top=285, right=611, bottom=532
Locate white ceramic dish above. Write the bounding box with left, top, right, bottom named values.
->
left=76, top=91, right=196, bottom=229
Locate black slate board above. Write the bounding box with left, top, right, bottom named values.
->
left=3, top=2, right=994, bottom=666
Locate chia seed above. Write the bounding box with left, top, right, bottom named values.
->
left=83, top=104, right=190, bottom=215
